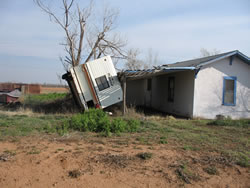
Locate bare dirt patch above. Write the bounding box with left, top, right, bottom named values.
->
left=0, top=136, right=249, bottom=188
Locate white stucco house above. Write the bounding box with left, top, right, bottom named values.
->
left=124, top=50, right=250, bottom=119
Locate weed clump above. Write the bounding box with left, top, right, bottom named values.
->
left=68, top=169, right=81, bottom=178
left=159, top=136, right=168, bottom=144
left=111, top=118, right=127, bottom=133
left=70, top=108, right=110, bottom=133
left=203, top=166, right=218, bottom=175
left=176, top=163, right=200, bottom=184
left=69, top=109, right=140, bottom=136
left=136, top=152, right=153, bottom=160
left=236, top=153, right=249, bottom=167
left=207, top=119, right=250, bottom=128
left=127, top=119, right=140, bottom=132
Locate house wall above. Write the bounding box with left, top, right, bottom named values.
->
left=193, top=57, right=250, bottom=119
left=40, top=86, right=68, bottom=94
left=0, top=95, right=7, bottom=103
left=126, top=79, right=146, bottom=107
left=6, top=95, right=18, bottom=103
left=24, top=84, right=41, bottom=94
left=151, top=71, right=195, bottom=117
left=126, top=70, right=195, bottom=117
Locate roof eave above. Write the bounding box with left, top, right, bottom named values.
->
left=197, top=50, right=250, bottom=68
left=162, top=67, right=196, bottom=71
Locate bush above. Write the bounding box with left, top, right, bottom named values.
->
left=203, top=166, right=218, bottom=175
left=70, top=108, right=110, bottom=133
left=110, top=118, right=127, bottom=133
left=236, top=153, right=249, bottom=167
left=127, top=119, right=140, bottom=132
left=69, top=109, right=141, bottom=136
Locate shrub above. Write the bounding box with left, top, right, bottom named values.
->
left=127, top=119, right=140, bottom=132
left=68, top=109, right=140, bottom=136
left=110, top=118, right=127, bottom=133
left=203, top=166, right=218, bottom=175
left=69, top=108, right=110, bottom=133
left=236, top=153, right=249, bottom=167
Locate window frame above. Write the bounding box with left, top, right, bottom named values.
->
left=95, top=75, right=110, bottom=91
left=222, top=76, right=237, bottom=106
left=168, top=76, right=175, bottom=102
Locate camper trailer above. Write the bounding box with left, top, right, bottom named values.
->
left=63, top=56, right=123, bottom=111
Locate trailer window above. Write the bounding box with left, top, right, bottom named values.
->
left=95, top=75, right=110, bottom=91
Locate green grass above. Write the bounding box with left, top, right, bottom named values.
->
left=0, top=111, right=249, bottom=167
left=68, top=109, right=141, bottom=136
left=207, top=119, right=250, bottom=128
left=128, top=118, right=249, bottom=166
left=0, top=113, right=70, bottom=138
left=24, top=93, right=67, bottom=105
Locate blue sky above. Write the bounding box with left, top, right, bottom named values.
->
left=0, top=0, right=249, bottom=84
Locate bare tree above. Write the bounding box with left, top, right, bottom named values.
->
left=34, top=0, right=127, bottom=69
left=124, top=48, right=160, bottom=70
left=143, top=48, right=159, bottom=69
left=200, top=48, right=220, bottom=57
left=124, top=48, right=143, bottom=70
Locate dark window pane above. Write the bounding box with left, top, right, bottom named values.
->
left=224, top=79, right=235, bottom=104
left=147, top=79, right=152, bottom=91
left=96, top=78, right=101, bottom=86
left=168, top=77, right=175, bottom=102
left=95, top=75, right=110, bottom=91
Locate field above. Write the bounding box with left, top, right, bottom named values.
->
left=0, top=106, right=249, bottom=187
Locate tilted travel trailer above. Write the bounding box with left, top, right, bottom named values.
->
left=62, top=56, right=123, bottom=111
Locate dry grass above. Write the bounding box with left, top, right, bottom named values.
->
left=0, top=108, right=73, bottom=118
left=0, top=108, right=40, bottom=117
left=125, top=107, right=145, bottom=119
left=124, top=107, right=177, bottom=122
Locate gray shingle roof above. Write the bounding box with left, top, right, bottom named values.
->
left=120, top=50, right=250, bottom=80
left=164, top=50, right=249, bottom=68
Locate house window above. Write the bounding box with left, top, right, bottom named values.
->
left=95, top=75, right=110, bottom=91
left=168, top=77, right=175, bottom=102
left=147, top=78, right=152, bottom=91
left=222, top=76, right=237, bottom=106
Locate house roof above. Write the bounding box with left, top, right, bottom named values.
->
left=120, top=50, right=249, bottom=80
left=7, top=89, right=22, bottom=98
left=120, top=67, right=196, bottom=80
left=0, top=89, right=21, bottom=98
left=164, top=50, right=250, bottom=68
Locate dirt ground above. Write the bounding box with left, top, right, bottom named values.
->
left=0, top=136, right=249, bottom=188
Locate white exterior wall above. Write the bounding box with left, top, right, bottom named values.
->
left=151, top=71, right=195, bottom=117
left=193, top=57, right=250, bottom=119
left=126, top=79, right=146, bottom=106
left=126, top=70, right=195, bottom=117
